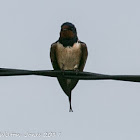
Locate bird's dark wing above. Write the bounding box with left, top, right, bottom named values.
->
left=63, top=42, right=88, bottom=92
left=78, top=42, right=88, bottom=71
left=50, top=43, right=70, bottom=94
left=50, top=43, right=60, bottom=70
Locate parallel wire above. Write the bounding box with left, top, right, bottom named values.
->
left=0, top=68, right=140, bottom=82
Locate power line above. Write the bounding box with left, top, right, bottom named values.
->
left=0, top=68, right=140, bottom=82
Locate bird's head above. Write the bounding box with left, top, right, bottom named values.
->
left=60, top=22, right=77, bottom=39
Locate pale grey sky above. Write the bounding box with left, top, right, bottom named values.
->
left=0, top=0, right=140, bottom=140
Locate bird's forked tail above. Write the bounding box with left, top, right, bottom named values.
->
left=69, top=92, right=73, bottom=112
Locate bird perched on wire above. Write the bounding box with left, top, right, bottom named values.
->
left=50, top=22, right=88, bottom=112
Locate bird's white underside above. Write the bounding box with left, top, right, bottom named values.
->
left=56, top=42, right=82, bottom=70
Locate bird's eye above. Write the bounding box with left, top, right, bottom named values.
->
left=61, top=28, right=68, bottom=31
left=61, top=28, right=73, bottom=32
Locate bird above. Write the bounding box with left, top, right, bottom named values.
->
left=50, top=22, right=88, bottom=112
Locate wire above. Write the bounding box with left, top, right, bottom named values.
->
left=0, top=68, right=140, bottom=82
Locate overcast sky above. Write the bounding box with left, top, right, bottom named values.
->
left=0, top=0, right=140, bottom=140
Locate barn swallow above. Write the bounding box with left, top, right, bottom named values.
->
left=50, top=22, right=88, bottom=112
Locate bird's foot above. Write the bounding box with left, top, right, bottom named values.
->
left=61, top=69, right=65, bottom=76
left=61, top=64, right=65, bottom=76
left=74, top=68, right=79, bottom=75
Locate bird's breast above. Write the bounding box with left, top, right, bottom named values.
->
left=56, top=42, right=82, bottom=70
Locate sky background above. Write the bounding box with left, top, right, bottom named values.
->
left=0, top=0, right=140, bottom=140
